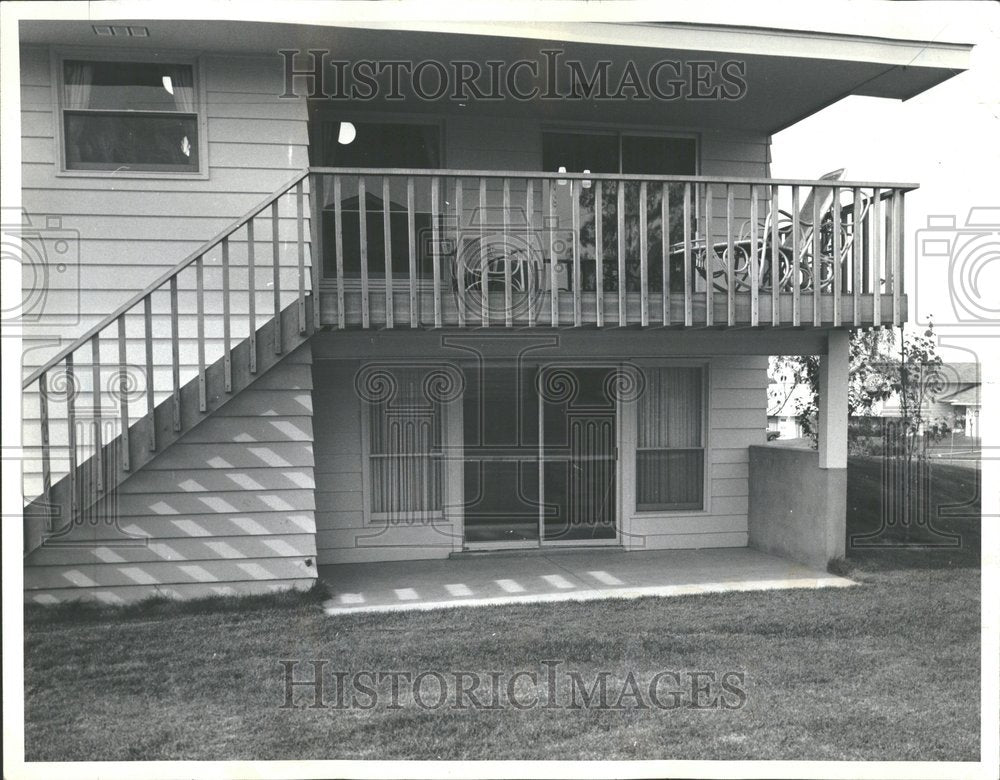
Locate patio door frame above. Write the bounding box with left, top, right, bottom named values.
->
left=461, top=360, right=624, bottom=550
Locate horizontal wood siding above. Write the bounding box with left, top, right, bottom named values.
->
left=20, top=45, right=311, bottom=360
left=24, top=344, right=318, bottom=604
left=700, top=130, right=770, bottom=244
left=20, top=45, right=311, bottom=495
left=311, top=333, right=769, bottom=563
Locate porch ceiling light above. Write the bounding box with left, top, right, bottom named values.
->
left=162, top=75, right=174, bottom=95
left=338, top=121, right=357, bottom=145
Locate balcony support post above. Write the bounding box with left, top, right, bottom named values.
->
left=818, top=329, right=849, bottom=470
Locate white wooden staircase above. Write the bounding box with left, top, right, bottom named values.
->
left=22, top=171, right=319, bottom=559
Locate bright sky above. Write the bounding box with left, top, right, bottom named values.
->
left=770, top=1, right=1000, bottom=348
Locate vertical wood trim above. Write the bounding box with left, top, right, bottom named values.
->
left=308, top=173, right=324, bottom=332
left=639, top=180, right=649, bottom=327
left=221, top=237, right=232, bottom=392
left=853, top=187, right=862, bottom=327
left=116, top=316, right=130, bottom=473
left=332, top=175, right=346, bottom=329
left=571, top=180, right=582, bottom=327
left=480, top=177, right=490, bottom=326
left=832, top=186, right=842, bottom=327
left=271, top=200, right=283, bottom=352
left=431, top=176, right=442, bottom=328
left=504, top=177, right=514, bottom=327
left=381, top=176, right=394, bottom=329
left=725, top=183, right=735, bottom=326
left=65, top=353, right=78, bottom=523
left=683, top=182, right=692, bottom=326
left=617, top=182, right=626, bottom=326
left=406, top=176, right=417, bottom=327
left=812, top=189, right=821, bottom=327
left=749, top=185, right=759, bottom=327
left=358, top=177, right=370, bottom=328
left=894, top=191, right=904, bottom=326
left=661, top=183, right=670, bottom=326
left=537, top=381, right=545, bottom=543
left=456, top=177, right=466, bottom=328
left=871, top=187, right=882, bottom=326
left=38, top=371, right=52, bottom=507
left=143, top=294, right=155, bottom=451
left=704, top=183, right=714, bottom=326
left=90, top=334, right=104, bottom=494
left=549, top=180, right=558, bottom=326
left=195, top=255, right=207, bottom=412
left=525, top=179, right=535, bottom=328
left=791, top=184, right=801, bottom=326
left=770, top=184, right=780, bottom=326
left=296, top=180, right=306, bottom=333
left=884, top=189, right=894, bottom=319
left=169, top=275, right=182, bottom=429
left=594, top=181, right=604, bottom=328
left=246, top=219, right=258, bottom=373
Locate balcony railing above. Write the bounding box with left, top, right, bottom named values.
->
left=21, top=165, right=914, bottom=548
left=311, top=167, right=914, bottom=329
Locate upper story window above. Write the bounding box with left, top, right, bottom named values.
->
left=317, top=120, right=440, bottom=168
left=60, top=59, right=201, bottom=174
left=542, top=131, right=697, bottom=175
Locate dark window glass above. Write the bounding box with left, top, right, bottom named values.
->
left=62, top=60, right=198, bottom=173
left=542, top=132, right=697, bottom=175
left=320, top=121, right=440, bottom=168
left=541, top=132, right=618, bottom=173
left=621, top=135, right=697, bottom=175
left=321, top=188, right=438, bottom=278
left=64, top=113, right=199, bottom=172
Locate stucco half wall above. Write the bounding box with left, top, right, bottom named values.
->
left=747, top=444, right=847, bottom=570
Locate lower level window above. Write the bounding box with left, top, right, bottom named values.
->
left=367, top=368, right=443, bottom=515
left=636, top=367, right=705, bottom=511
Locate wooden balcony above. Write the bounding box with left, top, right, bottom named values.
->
left=311, top=167, right=913, bottom=330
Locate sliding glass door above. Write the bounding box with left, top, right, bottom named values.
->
left=461, top=363, right=619, bottom=547
left=539, top=366, right=618, bottom=543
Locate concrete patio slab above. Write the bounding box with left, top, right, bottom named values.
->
left=318, top=547, right=854, bottom=616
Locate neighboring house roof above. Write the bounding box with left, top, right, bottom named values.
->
left=945, top=386, right=980, bottom=407
left=940, top=363, right=980, bottom=384
left=880, top=361, right=981, bottom=416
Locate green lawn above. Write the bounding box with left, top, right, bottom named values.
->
left=23, top=457, right=981, bottom=761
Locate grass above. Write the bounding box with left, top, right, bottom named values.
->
left=23, top=457, right=980, bottom=761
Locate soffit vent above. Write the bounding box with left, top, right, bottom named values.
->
left=92, top=25, right=149, bottom=38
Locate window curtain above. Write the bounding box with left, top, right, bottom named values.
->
left=369, top=369, right=442, bottom=514
left=636, top=367, right=704, bottom=510
left=63, top=62, right=93, bottom=109
left=165, top=65, right=196, bottom=113
left=637, top=367, right=702, bottom=448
